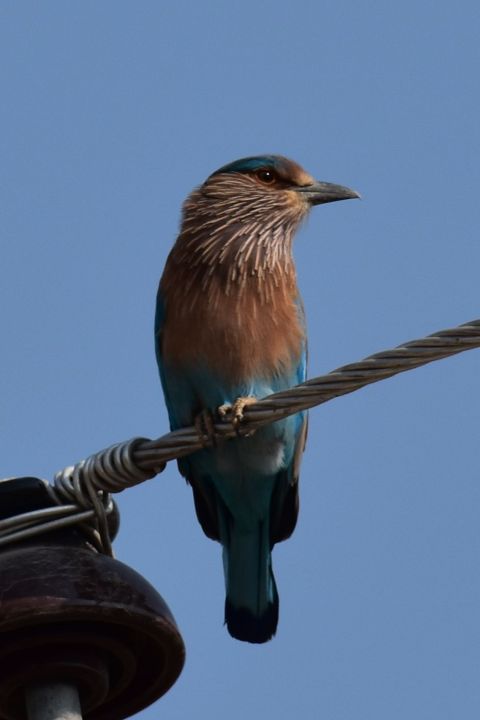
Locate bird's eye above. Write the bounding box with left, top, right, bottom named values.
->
left=256, top=168, right=276, bottom=184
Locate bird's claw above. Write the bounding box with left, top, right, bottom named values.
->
left=194, top=409, right=217, bottom=448
left=218, top=396, right=257, bottom=436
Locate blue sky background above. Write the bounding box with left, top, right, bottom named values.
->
left=1, top=2, right=480, bottom=718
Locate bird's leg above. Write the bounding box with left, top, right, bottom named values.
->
left=194, top=409, right=217, bottom=448
left=218, top=396, right=257, bottom=436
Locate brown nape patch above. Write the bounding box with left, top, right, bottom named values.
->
left=161, top=267, right=305, bottom=383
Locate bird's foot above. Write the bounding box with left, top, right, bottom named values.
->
left=194, top=409, right=217, bottom=448
left=218, top=396, right=257, bottom=436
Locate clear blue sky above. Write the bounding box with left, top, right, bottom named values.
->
left=1, top=2, right=480, bottom=718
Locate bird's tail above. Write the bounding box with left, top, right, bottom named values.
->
left=223, top=518, right=279, bottom=643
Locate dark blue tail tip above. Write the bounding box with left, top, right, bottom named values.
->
left=225, top=600, right=279, bottom=644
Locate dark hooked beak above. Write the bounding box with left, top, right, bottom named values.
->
left=294, top=181, right=360, bottom=206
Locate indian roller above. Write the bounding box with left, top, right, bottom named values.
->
left=155, top=155, right=358, bottom=643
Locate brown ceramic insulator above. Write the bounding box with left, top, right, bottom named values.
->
left=0, top=478, right=185, bottom=720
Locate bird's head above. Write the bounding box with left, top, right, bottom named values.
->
left=181, top=154, right=358, bottom=242
left=206, top=155, right=358, bottom=210
left=175, top=155, right=358, bottom=290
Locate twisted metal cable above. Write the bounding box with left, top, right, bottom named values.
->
left=1, top=318, right=479, bottom=552
left=55, top=317, right=480, bottom=481
left=132, top=318, right=480, bottom=469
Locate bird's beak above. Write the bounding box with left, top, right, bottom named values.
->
left=294, top=181, right=360, bottom=206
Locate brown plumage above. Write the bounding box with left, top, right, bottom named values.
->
left=160, top=157, right=312, bottom=384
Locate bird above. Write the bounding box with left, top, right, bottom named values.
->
left=155, top=155, right=358, bottom=643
